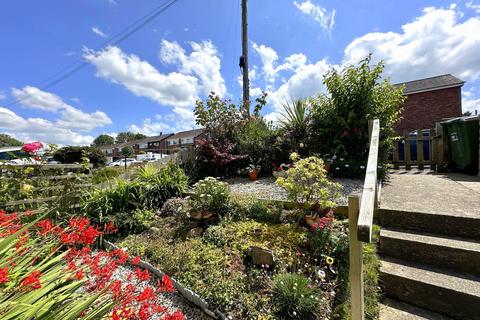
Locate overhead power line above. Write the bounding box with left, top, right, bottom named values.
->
left=2, top=0, right=179, bottom=109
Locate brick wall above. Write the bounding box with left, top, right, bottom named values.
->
left=396, top=87, right=462, bottom=134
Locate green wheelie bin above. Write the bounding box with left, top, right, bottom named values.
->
left=442, top=116, right=479, bottom=174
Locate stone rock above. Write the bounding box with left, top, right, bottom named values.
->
left=186, top=227, right=204, bottom=239
left=247, top=246, right=275, bottom=267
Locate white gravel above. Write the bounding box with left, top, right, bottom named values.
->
left=110, top=264, right=212, bottom=320
left=225, top=176, right=364, bottom=206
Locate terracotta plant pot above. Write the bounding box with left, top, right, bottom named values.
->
left=324, top=163, right=331, bottom=173
left=248, top=170, right=258, bottom=181
left=305, top=213, right=319, bottom=228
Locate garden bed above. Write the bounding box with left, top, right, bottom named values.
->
left=224, top=177, right=364, bottom=206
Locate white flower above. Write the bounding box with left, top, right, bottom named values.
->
left=200, top=194, right=205, bottom=198
left=293, top=311, right=297, bottom=316
left=317, top=270, right=326, bottom=279
left=345, top=164, right=349, bottom=168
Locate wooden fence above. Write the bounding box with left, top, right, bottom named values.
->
left=391, top=128, right=443, bottom=171
left=348, top=119, right=380, bottom=319
left=0, top=164, right=92, bottom=212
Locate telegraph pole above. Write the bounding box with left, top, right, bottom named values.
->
left=240, top=0, right=250, bottom=117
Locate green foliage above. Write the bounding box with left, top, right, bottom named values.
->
left=202, top=220, right=306, bottom=267
left=308, top=55, right=404, bottom=177
left=235, top=117, right=277, bottom=170
left=158, top=197, right=191, bottom=220
left=189, top=177, right=232, bottom=217
left=0, top=216, right=113, bottom=320
left=53, top=146, right=107, bottom=167
left=92, top=167, right=121, bottom=184
left=91, top=134, right=114, bottom=147
left=116, top=132, right=147, bottom=143
left=276, top=154, right=341, bottom=212
left=194, top=93, right=241, bottom=142
left=0, top=134, right=23, bottom=147
left=82, top=162, right=187, bottom=233
left=272, top=273, right=319, bottom=319
left=121, top=145, right=134, bottom=158
left=120, top=235, right=247, bottom=311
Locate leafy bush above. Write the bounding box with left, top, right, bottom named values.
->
left=158, top=197, right=190, bottom=218
left=308, top=55, right=404, bottom=177
left=53, top=146, right=107, bottom=167
left=83, top=162, right=187, bottom=233
left=189, top=177, right=232, bottom=218
left=92, top=166, right=121, bottom=184
left=196, top=139, right=247, bottom=177
left=276, top=153, right=341, bottom=212
left=272, top=273, right=319, bottom=319
left=120, top=235, right=247, bottom=311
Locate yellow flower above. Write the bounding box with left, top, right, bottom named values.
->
left=325, top=256, right=334, bottom=265
left=20, top=183, right=34, bottom=194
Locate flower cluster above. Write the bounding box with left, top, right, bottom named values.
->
left=21, top=141, right=43, bottom=154
left=0, top=210, right=185, bottom=320
left=310, top=209, right=334, bottom=231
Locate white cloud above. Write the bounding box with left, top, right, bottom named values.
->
left=463, top=87, right=480, bottom=113
left=159, top=39, right=226, bottom=97
left=0, top=107, right=94, bottom=145
left=466, top=1, right=480, bottom=13
left=127, top=118, right=173, bottom=136
left=85, top=41, right=226, bottom=131
left=294, top=0, right=335, bottom=33
left=11, top=86, right=111, bottom=131
left=343, top=6, right=480, bottom=83
left=91, top=27, right=108, bottom=38
left=108, top=0, right=118, bottom=5
left=0, top=91, right=5, bottom=100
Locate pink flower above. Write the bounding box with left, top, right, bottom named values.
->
left=22, top=142, right=43, bottom=154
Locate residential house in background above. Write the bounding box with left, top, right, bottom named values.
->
left=165, top=128, right=206, bottom=153
left=395, top=74, right=465, bottom=134
left=99, top=133, right=172, bottom=161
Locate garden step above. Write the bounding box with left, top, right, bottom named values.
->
left=380, top=229, right=480, bottom=274
left=380, top=298, right=453, bottom=320
left=379, top=208, right=480, bottom=240
left=380, top=258, right=480, bottom=319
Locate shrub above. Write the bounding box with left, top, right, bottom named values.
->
left=308, top=55, right=404, bottom=178
left=53, top=146, right=107, bottom=167
left=82, top=162, right=187, bottom=233
left=159, top=197, right=190, bottom=218
left=92, top=166, right=121, bottom=184
left=276, top=153, right=341, bottom=213
left=272, top=273, right=319, bottom=319
left=189, top=177, right=232, bottom=218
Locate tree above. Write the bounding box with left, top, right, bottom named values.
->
left=53, top=146, right=107, bottom=167
left=309, top=54, right=405, bottom=168
left=121, top=146, right=134, bottom=170
left=92, top=134, right=114, bottom=146
left=116, top=132, right=147, bottom=143
left=0, top=134, right=23, bottom=147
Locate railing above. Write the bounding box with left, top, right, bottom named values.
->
left=348, top=119, right=380, bottom=320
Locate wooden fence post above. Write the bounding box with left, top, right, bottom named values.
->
left=405, top=134, right=411, bottom=170
left=393, top=143, right=399, bottom=170
left=417, top=130, right=424, bottom=170
left=348, top=194, right=364, bottom=320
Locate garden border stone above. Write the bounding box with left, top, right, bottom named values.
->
left=102, top=240, right=228, bottom=320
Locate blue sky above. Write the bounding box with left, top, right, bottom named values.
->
left=1, top=0, right=479, bottom=145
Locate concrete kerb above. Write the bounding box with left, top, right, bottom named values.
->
left=103, top=240, right=225, bottom=320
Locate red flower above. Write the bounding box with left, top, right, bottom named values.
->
left=36, top=219, right=54, bottom=235
left=135, top=267, right=150, bottom=282
left=20, top=270, right=41, bottom=289
left=0, top=267, right=9, bottom=284
left=132, top=256, right=141, bottom=266
left=75, top=269, right=84, bottom=280
left=137, top=287, right=155, bottom=302
left=22, top=141, right=43, bottom=154
left=158, top=274, right=175, bottom=293
left=103, top=221, right=118, bottom=234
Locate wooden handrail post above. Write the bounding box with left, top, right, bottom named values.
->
left=417, top=130, right=424, bottom=170
left=348, top=194, right=364, bottom=320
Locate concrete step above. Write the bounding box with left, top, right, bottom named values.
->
left=380, top=229, right=480, bottom=274
left=380, top=258, right=480, bottom=320
left=379, top=208, right=480, bottom=240
left=380, top=298, right=453, bottom=320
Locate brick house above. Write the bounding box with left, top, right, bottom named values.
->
left=395, top=74, right=465, bottom=134
left=165, top=128, right=206, bottom=153
left=100, top=133, right=173, bottom=160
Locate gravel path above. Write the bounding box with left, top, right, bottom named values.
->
left=110, top=264, right=212, bottom=320
left=225, top=176, right=364, bottom=206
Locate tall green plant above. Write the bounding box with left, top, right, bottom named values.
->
left=309, top=55, right=404, bottom=174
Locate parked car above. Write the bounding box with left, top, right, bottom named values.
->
left=108, top=158, right=139, bottom=167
